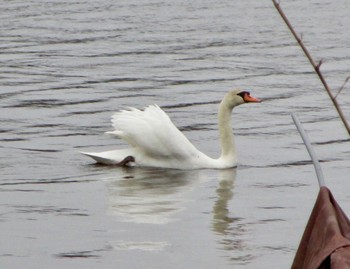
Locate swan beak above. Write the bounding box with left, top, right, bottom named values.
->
left=244, top=93, right=261, bottom=103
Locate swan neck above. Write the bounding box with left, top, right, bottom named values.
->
left=218, top=101, right=236, bottom=161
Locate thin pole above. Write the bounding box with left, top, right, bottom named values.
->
left=291, top=113, right=326, bottom=187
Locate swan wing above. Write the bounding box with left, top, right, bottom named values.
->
left=107, top=105, right=201, bottom=159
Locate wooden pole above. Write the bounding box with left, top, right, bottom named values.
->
left=272, top=0, right=350, bottom=136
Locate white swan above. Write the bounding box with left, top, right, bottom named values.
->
left=81, top=89, right=260, bottom=169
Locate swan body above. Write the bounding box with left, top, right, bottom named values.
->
left=81, top=89, right=260, bottom=169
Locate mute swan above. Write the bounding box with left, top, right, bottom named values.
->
left=81, top=89, right=261, bottom=169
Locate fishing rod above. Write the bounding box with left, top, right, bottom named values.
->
left=291, top=113, right=326, bottom=187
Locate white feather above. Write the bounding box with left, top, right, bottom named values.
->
left=81, top=89, right=260, bottom=169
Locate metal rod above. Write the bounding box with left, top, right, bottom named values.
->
left=291, top=113, right=326, bottom=187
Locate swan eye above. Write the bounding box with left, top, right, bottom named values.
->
left=237, top=91, right=250, bottom=99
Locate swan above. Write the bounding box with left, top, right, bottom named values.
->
left=81, top=89, right=261, bottom=169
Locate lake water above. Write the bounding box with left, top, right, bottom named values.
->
left=1, top=0, right=350, bottom=268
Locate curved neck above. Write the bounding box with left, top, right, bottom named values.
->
left=218, top=100, right=237, bottom=163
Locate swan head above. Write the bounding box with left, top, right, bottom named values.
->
left=222, top=89, right=261, bottom=109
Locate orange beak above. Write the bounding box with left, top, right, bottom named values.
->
left=243, top=93, right=261, bottom=103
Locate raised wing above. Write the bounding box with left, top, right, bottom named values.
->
left=106, top=105, right=201, bottom=159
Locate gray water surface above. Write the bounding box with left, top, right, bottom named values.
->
left=1, top=0, right=350, bottom=268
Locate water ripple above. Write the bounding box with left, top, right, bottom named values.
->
left=1, top=0, right=349, bottom=268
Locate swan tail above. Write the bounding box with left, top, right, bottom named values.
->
left=80, top=148, right=137, bottom=166
left=80, top=151, right=120, bottom=165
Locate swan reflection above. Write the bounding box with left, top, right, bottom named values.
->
left=212, top=169, right=237, bottom=234
left=105, top=167, right=249, bottom=263
left=212, top=169, right=252, bottom=263
left=106, top=168, right=201, bottom=224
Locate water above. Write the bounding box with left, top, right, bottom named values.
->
left=1, top=0, right=350, bottom=268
